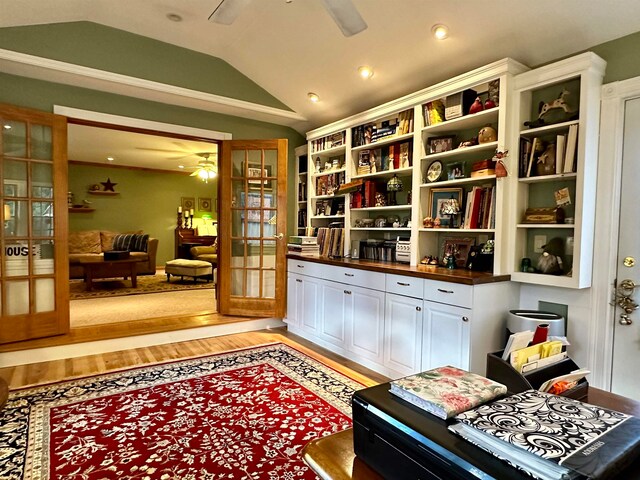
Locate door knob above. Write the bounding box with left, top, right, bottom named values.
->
left=620, top=314, right=633, bottom=325
left=273, top=233, right=284, bottom=240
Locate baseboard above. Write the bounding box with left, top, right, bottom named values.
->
left=0, top=318, right=285, bottom=368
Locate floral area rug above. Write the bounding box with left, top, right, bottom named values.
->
left=1, top=343, right=363, bottom=479
left=70, top=272, right=214, bottom=300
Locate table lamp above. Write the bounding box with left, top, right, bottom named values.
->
left=440, top=197, right=460, bottom=228
left=386, top=174, right=403, bottom=206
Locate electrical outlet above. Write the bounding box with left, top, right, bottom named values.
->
left=534, top=235, right=547, bottom=253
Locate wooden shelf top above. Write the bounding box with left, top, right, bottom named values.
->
left=88, top=190, right=119, bottom=195
left=68, top=207, right=95, bottom=213
left=286, top=254, right=509, bottom=285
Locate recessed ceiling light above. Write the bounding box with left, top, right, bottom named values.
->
left=167, top=13, right=183, bottom=22
left=3, top=125, right=11, bottom=130
left=308, top=92, right=320, bottom=103
left=358, top=66, right=374, bottom=79
left=178, top=165, right=185, bottom=169
left=432, top=24, right=449, bottom=40
left=107, top=157, right=114, bottom=162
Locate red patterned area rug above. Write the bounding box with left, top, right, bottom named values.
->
left=1, top=343, right=364, bottom=479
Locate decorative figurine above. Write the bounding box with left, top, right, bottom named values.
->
left=433, top=218, right=441, bottom=228
left=422, top=216, right=434, bottom=228
left=469, top=97, right=484, bottom=114
left=478, top=125, right=497, bottom=144
left=374, top=192, right=387, bottom=207
left=536, top=143, right=556, bottom=176
left=525, top=89, right=578, bottom=128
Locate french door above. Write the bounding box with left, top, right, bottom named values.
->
left=218, top=139, right=288, bottom=317
left=0, top=104, right=69, bottom=343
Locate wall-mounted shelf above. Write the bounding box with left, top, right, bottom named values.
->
left=69, top=207, right=95, bottom=213
left=421, top=141, right=498, bottom=162
left=352, top=167, right=413, bottom=181
left=88, top=190, right=119, bottom=195
left=421, top=108, right=499, bottom=136
left=420, top=175, right=497, bottom=188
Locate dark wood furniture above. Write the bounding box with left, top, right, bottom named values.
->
left=302, top=387, right=640, bottom=480
left=79, top=258, right=140, bottom=291
left=175, top=228, right=216, bottom=259
left=0, top=377, right=8, bottom=411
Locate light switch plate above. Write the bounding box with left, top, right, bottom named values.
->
left=534, top=235, right=547, bottom=253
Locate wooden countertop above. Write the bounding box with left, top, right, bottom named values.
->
left=287, top=254, right=510, bottom=285
left=302, top=387, right=640, bottom=480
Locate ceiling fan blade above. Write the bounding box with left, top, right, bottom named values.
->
left=321, top=0, right=367, bottom=37
left=209, top=0, right=254, bottom=25
left=135, top=147, right=192, bottom=154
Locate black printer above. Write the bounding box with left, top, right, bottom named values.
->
left=352, top=383, right=533, bottom=480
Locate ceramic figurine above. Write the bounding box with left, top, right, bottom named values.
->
left=433, top=218, right=441, bottom=228
left=423, top=216, right=433, bottom=228
left=536, top=143, right=556, bottom=176
left=469, top=97, right=484, bottom=114
left=478, top=126, right=497, bottom=144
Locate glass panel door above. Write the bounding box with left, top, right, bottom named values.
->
left=219, top=140, right=287, bottom=317
left=0, top=104, right=69, bottom=343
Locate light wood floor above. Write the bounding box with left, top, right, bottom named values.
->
left=0, top=328, right=389, bottom=390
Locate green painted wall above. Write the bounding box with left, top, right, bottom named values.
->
left=68, top=164, right=217, bottom=265
left=0, top=22, right=290, bottom=110
left=591, top=31, right=640, bottom=83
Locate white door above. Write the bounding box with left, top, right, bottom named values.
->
left=611, top=96, right=640, bottom=400
left=384, top=293, right=423, bottom=377
left=422, top=301, right=470, bottom=372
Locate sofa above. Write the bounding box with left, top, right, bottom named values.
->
left=68, top=230, right=158, bottom=279
left=190, top=238, right=217, bottom=266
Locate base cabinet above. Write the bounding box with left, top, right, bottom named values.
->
left=286, top=259, right=515, bottom=379
left=422, top=302, right=471, bottom=371
left=384, top=293, right=423, bottom=377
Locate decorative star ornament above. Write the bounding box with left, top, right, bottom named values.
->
left=100, top=178, right=117, bottom=192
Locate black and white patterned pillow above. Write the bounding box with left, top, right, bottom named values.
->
left=112, top=233, right=149, bottom=252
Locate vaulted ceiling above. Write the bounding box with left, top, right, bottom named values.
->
left=2, top=0, right=640, bottom=133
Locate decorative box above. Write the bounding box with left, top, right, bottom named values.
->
left=104, top=250, right=130, bottom=261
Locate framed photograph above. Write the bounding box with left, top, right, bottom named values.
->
left=428, top=187, right=463, bottom=227
left=442, top=237, right=475, bottom=268
left=447, top=162, right=465, bottom=180
left=181, top=197, right=195, bottom=211
left=198, top=197, right=212, bottom=212
left=427, top=135, right=456, bottom=154
left=247, top=163, right=272, bottom=190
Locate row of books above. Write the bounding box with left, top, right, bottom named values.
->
left=310, top=132, right=345, bottom=153
left=519, top=124, right=578, bottom=177
left=462, top=185, right=495, bottom=230
left=390, top=366, right=640, bottom=480
left=350, top=180, right=379, bottom=209
left=316, top=227, right=344, bottom=258
left=352, top=117, right=406, bottom=147
left=315, top=171, right=345, bottom=196
left=396, top=109, right=414, bottom=135
left=357, top=142, right=412, bottom=175
left=296, top=209, right=307, bottom=229
left=423, top=99, right=445, bottom=126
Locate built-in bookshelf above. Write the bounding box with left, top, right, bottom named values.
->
left=301, top=54, right=603, bottom=287
left=508, top=52, right=606, bottom=288
left=294, top=145, right=308, bottom=234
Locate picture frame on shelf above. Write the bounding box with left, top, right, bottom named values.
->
left=447, top=162, right=465, bottom=181
left=428, top=188, right=463, bottom=228
left=427, top=135, right=456, bottom=154
left=198, top=197, right=212, bottom=212
left=442, top=237, right=475, bottom=268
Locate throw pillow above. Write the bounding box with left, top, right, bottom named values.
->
left=102, top=230, right=144, bottom=252
left=69, top=230, right=101, bottom=254
left=112, top=233, right=149, bottom=252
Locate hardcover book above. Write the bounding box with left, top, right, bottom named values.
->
left=450, top=390, right=640, bottom=480
left=389, top=366, right=507, bottom=420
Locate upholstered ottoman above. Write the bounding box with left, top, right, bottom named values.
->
left=165, top=259, right=213, bottom=283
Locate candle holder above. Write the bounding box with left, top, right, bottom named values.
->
left=177, top=212, right=184, bottom=228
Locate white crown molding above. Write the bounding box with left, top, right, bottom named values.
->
left=0, top=48, right=308, bottom=130
left=54, top=106, right=233, bottom=140
left=307, top=58, right=530, bottom=140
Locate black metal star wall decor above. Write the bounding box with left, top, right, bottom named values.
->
left=100, top=178, right=117, bottom=192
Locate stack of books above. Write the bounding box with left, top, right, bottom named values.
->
left=389, top=366, right=507, bottom=420
left=287, top=236, right=319, bottom=257
left=316, top=227, right=344, bottom=258
left=450, top=390, right=640, bottom=480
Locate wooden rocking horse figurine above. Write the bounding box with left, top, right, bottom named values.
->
left=525, top=89, right=577, bottom=127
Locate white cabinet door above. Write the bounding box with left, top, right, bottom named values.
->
left=319, top=280, right=348, bottom=347
left=346, top=285, right=385, bottom=364
left=384, top=293, right=423, bottom=377
left=286, top=274, right=302, bottom=327
left=300, top=275, right=320, bottom=332
left=422, top=301, right=470, bottom=371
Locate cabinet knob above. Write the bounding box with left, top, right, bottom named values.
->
left=416, top=306, right=422, bottom=312
left=344, top=290, right=352, bottom=295
left=296, top=279, right=302, bottom=283
left=462, top=316, right=469, bottom=322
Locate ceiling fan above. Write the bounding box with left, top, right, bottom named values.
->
left=209, top=0, right=368, bottom=37
left=188, top=152, right=218, bottom=183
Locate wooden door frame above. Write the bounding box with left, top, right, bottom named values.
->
left=589, top=78, right=640, bottom=390
left=218, top=139, right=288, bottom=318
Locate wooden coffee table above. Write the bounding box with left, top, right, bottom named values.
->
left=79, top=258, right=141, bottom=291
